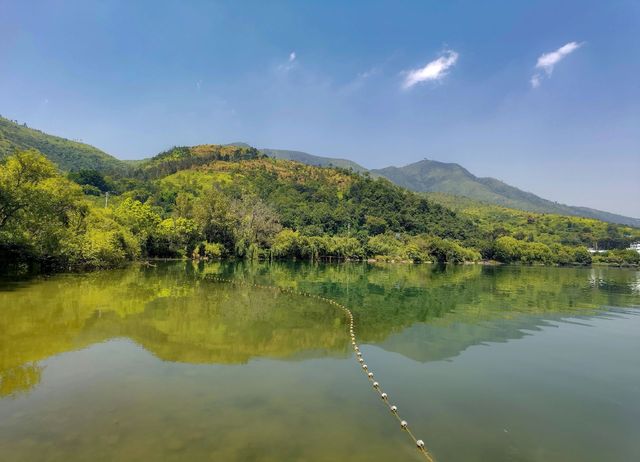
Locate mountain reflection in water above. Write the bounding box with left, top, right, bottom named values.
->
left=1, top=262, right=638, bottom=398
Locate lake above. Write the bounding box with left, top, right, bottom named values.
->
left=1, top=262, right=639, bottom=462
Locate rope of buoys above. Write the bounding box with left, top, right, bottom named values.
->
left=209, top=276, right=436, bottom=461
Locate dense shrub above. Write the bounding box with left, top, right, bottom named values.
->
left=193, top=242, right=225, bottom=259
left=494, top=236, right=593, bottom=265
left=593, top=249, right=640, bottom=266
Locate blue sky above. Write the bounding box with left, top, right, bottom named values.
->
left=1, top=0, right=639, bottom=216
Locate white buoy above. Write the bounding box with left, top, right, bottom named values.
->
left=416, top=440, right=425, bottom=449
left=391, top=405, right=398, bottom=413
left=367, top=372, right=373, bottom=378
left=400, top=420, right=408, bottom=429
left=373, top=382, right=379, bottom=388
left=381, top=393, right=388, bottom=400
left=362, top=364, right=368, bottom=370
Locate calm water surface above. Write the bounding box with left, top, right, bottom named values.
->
left=0, top=262, right=639, bottom=461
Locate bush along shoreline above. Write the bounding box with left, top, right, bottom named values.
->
left=1, top=150, right=639, bottom=274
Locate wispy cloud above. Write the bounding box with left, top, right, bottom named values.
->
left=338, top=67, right=380, bottom=95
left=278, top=51, right=297, bottom=72
left=402, top=50, right=459, bottom=89
left=358, top=67, right=378, bottom=80
left=530, top=74, right=541, bottom=88
left=531, top=41, right=583, bottom=88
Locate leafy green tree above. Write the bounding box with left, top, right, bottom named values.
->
left=193, top=241, right=224, bottom=259
left=153, top=217, right=200, bottom=257
left=80, top=207, right=140, bottom=267
left=68, top=169, right=112, bottom=192
left=232, top=196, right=282, bottom=258
left=271, top=229, right=303, bottom=259
left=367, top=233, right=403, bottom=257
left=328, top=236, right=364, bottom=259
left=174, top=192, right=195, bottom=218
left=114, top=198, right=161, bottom=256
left=572, top=246, right=592, bottom=265
left=493, top=236, right=521, bottom=263
left=0, top=150, right=58, bottom=229
left=365, top=215, right=388, bottom=235
left=193, top=187, right=235, bottom=250
left=0, top=150, right=87, bottom=268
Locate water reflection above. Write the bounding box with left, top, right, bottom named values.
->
left=0, top=262, right=638, bottom=398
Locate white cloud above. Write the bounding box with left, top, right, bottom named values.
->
left=531, top=41, right=583, bottom=88
left=402, top=50, right=459, bottom=89
left=278, top=51, right=297, bottom=72
left=530, top=75, right=541, bottom=88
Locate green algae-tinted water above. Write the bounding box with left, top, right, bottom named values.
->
left=0, top=262, right=639, bottom=461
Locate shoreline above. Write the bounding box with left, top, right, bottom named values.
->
left=2, top=256, right=637, bottom=279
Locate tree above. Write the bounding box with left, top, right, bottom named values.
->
left=68, top=169, right=112, bottom=192
left=193, top=186, right=235, bottom=249
left=493, top=236, right=521, bottom=263
left=174, top=192, right=195, bottom=218
left=114, top=198, right=161, bottom=256
left=232, top=196, right=282, bottom=258
left=0, top=150, right=87, bottom=268
left=367, top=233, right=403, bottom=257
left=271, top=229, right=302, bottom=259
left=0, top=150, right=57, bottom=229
left=154, top=217, right=200, bottom=257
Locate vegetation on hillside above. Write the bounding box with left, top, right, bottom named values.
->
left=2, top=115, right=637, bottom=228
left=0, top=115, right=127, bottom=174
left=262, top=148, right=368, bottom=173
left=1, top=147, right=638, bottom=272
left=138, top=144, right=264, bottom=178
left=371, top=159, right=640, bottom=227
left=425, top=192, right=640, bottom=265
left=427, top=192, right=640, bottom=246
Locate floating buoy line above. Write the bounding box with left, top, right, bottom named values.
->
left=209, top=276, right=436, bottom=461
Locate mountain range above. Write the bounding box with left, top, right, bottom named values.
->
left=262, top=149, right=640, bottom=227
left=1, top=116, right=637, bottom=227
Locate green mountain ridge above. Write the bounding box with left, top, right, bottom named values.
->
left=260, top=148, right=638, bottom=227
left=1, top=116, right=637, bottom=227
left=371, top=159, right=640, bottom=227
left=139, top=144, right=263, bottom=178
left=261, top=148, right=368, bottom=173
left=0, top=116, right=127, bottom=174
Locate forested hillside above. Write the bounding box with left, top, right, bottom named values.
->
left=0, top=116, right=127, bottom=173
left=371, top=159, right=640, bottom=227
left=426, top=192, right=640, bottom=265
left=261, top=147, right=640, bottom=227
left=137, top=144, right=264, bottom=178
left=2, top=144, right=638, bottom=273
left=2, top=116, right=637, bottom=228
